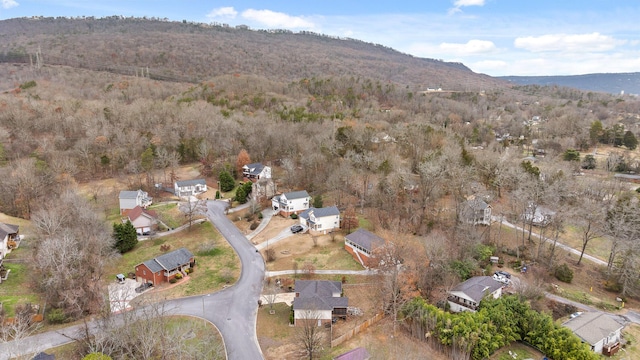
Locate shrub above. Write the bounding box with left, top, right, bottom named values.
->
left=290, top=213, right=298, bottom=219
left=19, top=80, right=37, bottom=90
left=250, top=221, right=259, bottom=230
left=169, top=278, right=177, bottom=284
left=258, top=212, right=263, bottom=219
left=175, top=273, right=183, bottom=280
left=266, top=248, right=276, bottom=262
left=185, top=268, right=192, bottom=274
left=289, top=304, right=294, bottom=325
left=46, top=308, right=68, bottom=324
left=554, top=263, right=574, bottom=283
left=215, top=190, right=221, bottom=199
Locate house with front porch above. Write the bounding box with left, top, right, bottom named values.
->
left=461, top=198, right=492, bottom=226
left=242, top=162, right=271, bottom=182
left=174, top=179, right=207, bottom=198
left=447, top=276, right=503, bottom=313
left=563, top=311, right=625, bottom=355
left=271, top=190, right=311, bottom=216
left=119, top=189, right=152, bottom=214
left=135, top=248, right=195, bottom=286
left=293, top=280, right=348, bottom=326
left=0, top=222, right=19, bottom=265
left=344, top=229, right=385, bottom=268
left=299, top=206, right=340, bottom=235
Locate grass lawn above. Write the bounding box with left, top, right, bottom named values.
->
left=491, top=342, right=544, bottom=360
left=0, top=261, right=41, bottom=317
left=149, top=202, right=183, bottom=229
left=623, top=324, right=640, bottom=358
left=106, top=221, right=240, bottom=299
left=47, top=315, right=224, bottom=360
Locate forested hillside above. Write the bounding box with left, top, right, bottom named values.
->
left=1, top=16, right=640, bottom=360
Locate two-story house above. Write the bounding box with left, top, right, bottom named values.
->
left=242, top=162, right=271, bottom=182
left=119, top=189, right=152, bottom=214
left=293, top=280, right=348, bottom=326
left=271, top=190, right=311, bottom=217
left=174, top=179, right=207, bottom=198
left=299, top=206, right=340, bottom=235
left=461, top=198, right=492, bottom=226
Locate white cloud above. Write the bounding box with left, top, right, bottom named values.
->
left=1, top=0, right=18, bottom=9
left=449, top=0, right=485, bottom=14
left=514, top=33, right=625, bottom=52
left=439, top=39, right=497, bottom=55
left=206, top=6, right=237, bottom=20
left=241, top=9, right=314, bottom=29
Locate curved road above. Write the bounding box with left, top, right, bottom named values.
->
left=0, top=200, right=265, bottom=360
left=167, top=200, right=265, bottom=360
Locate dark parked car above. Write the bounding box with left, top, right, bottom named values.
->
left=291, top=224, right=304, bottom=234
left=135, top=282, right=153, bottom=293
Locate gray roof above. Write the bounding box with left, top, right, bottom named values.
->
left=334, top=347, right=371, bottom=360
left=283, top=190, right=310, bottom=200
left=0, top=222, right=19, bottom=239
left=119, top=190, right=141, bottom=199
left=175, top=179, right=206, bottom=187
left=451, top=276, right=503, bottom=303
left=299, top=206, right=340, bottom=220
left=466, top=198, right=489, bottom=210
left=141, top=247, right=194, bottom=273
left=345, top=229, right=385, bottom=252
left=293, top=280, right=348, bottom=311
left=563, top=312, right=625, bottom=345
left=243, top=162, right=265, bottom=175
left=615, top=173, right=640, bottom=180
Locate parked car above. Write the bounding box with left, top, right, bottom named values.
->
left=494, top=270, right=511, bottom=279
left=291, top=224, right=304, bottom=234
left=135, top=282, right=153, bottom=293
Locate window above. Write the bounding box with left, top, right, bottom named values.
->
left=143, top=270, right=146, bottom=275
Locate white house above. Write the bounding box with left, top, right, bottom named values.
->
left=242, top=162, right=271, bottom=182
left=174, top=179, right=207, bottom=197
left=119, top=189, right=152, bottom=214
left=123, top=206, right=157, bottom=235
left=293, top=280, right=348, bottom=326
left=522, top=203, right=556, bottom=227
left=563, top=312, right=625, bottom=355
left=299, top=206, right=340, bottom=234
left=271, top=190, right=311, bottom=217
left=447, top=276, right=503, bottom=313
left=0, top=222, right=19, bottom=263
left=461, top=198, right=492, bottom=226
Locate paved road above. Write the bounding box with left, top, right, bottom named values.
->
left=493, top=215, right=607, bottom=266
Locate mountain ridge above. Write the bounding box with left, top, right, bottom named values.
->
left=500, top=73, right=640, bottom=95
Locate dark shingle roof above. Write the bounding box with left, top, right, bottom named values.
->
left=175, top=179, right=206, bottom=187
left=283, top=190, right=310, bottom=200
left=141, top=248, right=194, bottom=273
left=293, top=280, right=348, bottom=311
left=243, top=162, right=265, bottom=175
left=563, top=312, right=625, bottom=345
left=451, top=276, right=502, bottom=303
left=299, top=206, right=340, bottom=220
left=344, top=229, right=385, bottom=253
left=0, top=222, right=19, bottom=239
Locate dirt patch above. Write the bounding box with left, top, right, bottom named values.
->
left=251, top=216, right=297, bottom=245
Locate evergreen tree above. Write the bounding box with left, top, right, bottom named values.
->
left=313, top=194, right=323, bottom=208
left=623, top=130, right=638, bottom=150
left=219, top=170, right=235, bottom=192
left=113, top=220, right=138, bottom=253
left=235, top=181, right=253, bottom=204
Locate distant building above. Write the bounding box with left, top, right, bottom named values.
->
left=174, top=179, right=207, bottom=197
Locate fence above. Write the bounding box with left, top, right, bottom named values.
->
left=331, top=313, right=384, bottom=348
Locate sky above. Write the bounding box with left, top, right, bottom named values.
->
left=1, top=0, right=640, bottom=77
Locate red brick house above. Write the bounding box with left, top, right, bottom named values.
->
left=344, top=229, right=385, bottom=268
left=135, top=248, right=194, bottom=286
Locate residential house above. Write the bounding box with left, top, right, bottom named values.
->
left=293, top=280, right=348, bottom=326
left=344, top=229, right=385, bottom=268
left=461, top=198, right=492, bottom=225
left=119, top=189, right=152, bottom=214
left=563, top=312, right=625, bottom=355
left=614, top=173, right=640, bottom=183
left=122, top=206, right=157, bottom=235
left=242, top=162, right=272, bottom=182
left=174, top=179, right=207, bottom=197
left=447, top=276, right=503, bottom=313
left=299, top=206, right=340, bottom=235
left=333, top=347, right=371, bottom=360
left=0, top=222, right=19, bottom=264
left=271, top=190, right=311, bottom=216
left=135, top=248, right=195, bottom=286
left=522, top=204, right=556, bottom=227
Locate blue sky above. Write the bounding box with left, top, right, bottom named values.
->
left=2, top=0, right=639, bottom=77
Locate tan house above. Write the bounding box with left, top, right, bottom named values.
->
left=122, top=206, right=157, bottom=235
